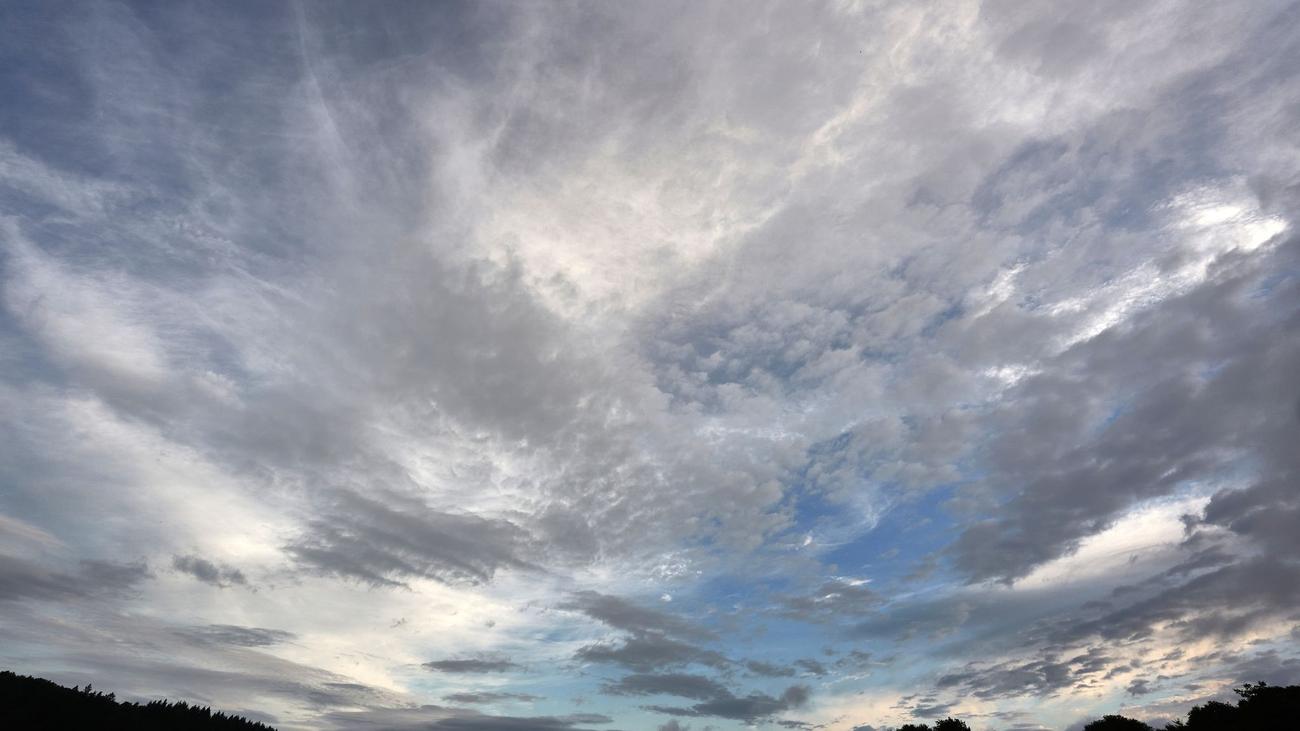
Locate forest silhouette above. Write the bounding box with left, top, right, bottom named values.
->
left=876, top=683, right=1300, bottom=731
left=0, top=670, right=274, bottom=730
left=2, top=670, right=1297, bottom=730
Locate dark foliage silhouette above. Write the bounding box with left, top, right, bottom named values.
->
left=891, top=722, right=971, bottom=731
left=0, top=671, right=275, bottom=730
left=854, top=682, right=1299, bottom=731
left=1166, top=683, right=1300, bottom=730
left=1082, top=715, right=1151, bottom=731
left=1177, top=699, right=1236, bottom=728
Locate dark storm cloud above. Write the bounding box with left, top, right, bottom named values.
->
left=0, top=555, right=149, bottom=602
left=171, top=554, right=248, bottom=588
left=602, top=672, right=731, bottom=700
left=423, top=655, right=520, bottom=674
left=286, top=490, right=536, bottom=587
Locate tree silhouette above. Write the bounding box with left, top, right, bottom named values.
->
left=1171, top=682, right=1300, bottom=730
left=932, top=718, right=971, bottom=731
left=1180, top=699, right=1236, bottom=729
left=1082, top=715, right=1151, bottom=731
left=0, top=670, right=274, bottom=730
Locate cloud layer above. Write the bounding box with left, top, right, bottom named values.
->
left=1, top=1, right=1298, bottom=729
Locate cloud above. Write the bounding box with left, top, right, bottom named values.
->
left=745, top=660, right=797, bottom=678
left=602, top=673, right=730, bottom=700
left=285, top=490, right=537, bottom=587
left=424, top=656, right=521, bottom=674
left=1127, top=679, right=1153, bottom=696
left=171, top=554, right=248, bottom=588
left=442, top=692, right=542, bottom=705
left=1, top=2, right=1299, bottom=730
left=775, top=578, right=879, bottom=623
left=646, top=684, right=811, bottom=723
left=566, top=591, right=730, bottom=673
left=794, top=658, right=829, bottom=676
left=575, top=634, right=730, bottom=673
left=176, top=624, right=297, bottom=648
left=936, top=648, right=1114, bottom=701
left=562, top=591, right=716, bottom=641
left=318, top=705, right=615, bottom=731
left=948, top=230, right=1300, bottom=583
left=1051, top=556, right=1300, bottom=645
left=851, top=599, right=974, bottom=642
left=0, top=556, right=150, bottom=603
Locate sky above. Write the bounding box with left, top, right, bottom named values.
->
left=1, top=2, right=1298, bottom=730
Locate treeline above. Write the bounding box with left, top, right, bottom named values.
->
left=0, top=670, right=275, bottom=731
left=871, top=682, right=1299, bottom=731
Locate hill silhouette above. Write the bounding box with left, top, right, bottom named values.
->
left=0, top=670, right=275, bottom=731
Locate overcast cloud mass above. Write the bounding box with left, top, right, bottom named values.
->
left=2, top=2, right=1299, bottom=729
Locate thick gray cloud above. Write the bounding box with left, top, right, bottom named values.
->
left=0, top=556, right=150, bottom=603
left=948, top=231, right=1300, bottom=583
